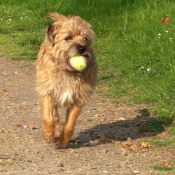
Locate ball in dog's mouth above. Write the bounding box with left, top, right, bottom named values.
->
left=68, top=55, right=88, bottom=72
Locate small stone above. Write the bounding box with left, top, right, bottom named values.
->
left=103, top=170, right=108, bottom=173
left=120, top=117, right=126, bottom=121
left=121, top=150, right=127, bottom=156
left=92, top=166, right=97, bottom=169
left=58, top=162, right=64, bottom=167
left=105, top=149, right=109, bottom=153
left=133, top=170, right=140, bottom=174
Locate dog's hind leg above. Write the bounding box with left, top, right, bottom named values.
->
left=39, top=95, right=60, bottom=143
left=59, top=105, right=82, bottom=148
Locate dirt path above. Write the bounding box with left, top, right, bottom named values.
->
left=0, top=56, right=174, bottom=175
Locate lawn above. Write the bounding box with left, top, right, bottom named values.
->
left=0, top=0, right=175, bottom=134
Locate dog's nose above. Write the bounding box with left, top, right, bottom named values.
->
left=78, top=45, right=86, bottom=53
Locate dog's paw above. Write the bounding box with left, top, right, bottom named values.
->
left=44, top=132, right=60, bottom=143
left=43, top=128, right=61, bottom=143
left=58, top=141, right=69, bottom=149
left=52, top=135, right=60, bottom=143
left=44, top=133, right=54, bottom=143
left=58, top=136, right=70, bottom=149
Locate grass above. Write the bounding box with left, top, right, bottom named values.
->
left=152, top=159, right=175, bottom=173
left=0, top=0, right=175, bottom=136
left=0, top=159, right=14, bottom=166
left=153, top=165, right=174, bottom=171
left=149, top=134, right=175, bottom=147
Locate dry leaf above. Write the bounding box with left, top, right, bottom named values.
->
left=95, top=135, right=106, bottom=142
left=70, top=139, right=76, bottom=143
left=138, top=142, right=151, bottom=149
left=1, top=88, right=8, bottom=93
left=95, top=135, right=103, bottom=139
left=161, top=161, right=170, bottom=166
left=121, top=140, right=133, bottom=148
left=109, top=139, right=115, bottom=144
left=161, top=15, right=170, bottom=25
left=14, top=123, right=23, bottom=128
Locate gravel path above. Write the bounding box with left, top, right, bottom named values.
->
left=0, top=56, right=174, bottom=175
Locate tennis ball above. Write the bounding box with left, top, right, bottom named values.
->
left=68, top=56, right=87, bottom=72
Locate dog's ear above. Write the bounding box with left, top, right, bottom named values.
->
left=45, top=13, right=66, bottom=22
left=45, top=13, right=66, bottom=44
left=46, top=24, right=56, bottom=44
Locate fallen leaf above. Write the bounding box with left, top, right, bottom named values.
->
left=95, top=135, right=106, bottom=142
left=138, top=142, right=151, bottom=149
left=161, top=15, right=170, bottom=25
left=161, top=161, right=170, bottom=166
left=1, top=88, right=8, bottom=93
left=95, top=135, right=103, bottom=139
left=121, top=140, right=133, bottom=148
left=109, top=139, right=115, bottom=144
left=14, top=123, right=23, bottom=128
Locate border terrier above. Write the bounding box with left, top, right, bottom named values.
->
left=36, top=13, right=97, bottom=148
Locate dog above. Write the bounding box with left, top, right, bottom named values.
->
left=36, top=13, right=97, bottom=148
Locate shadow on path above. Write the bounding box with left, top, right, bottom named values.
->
left=69, top=108, right=172, bottom=148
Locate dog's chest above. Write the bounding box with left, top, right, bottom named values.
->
left=54, top=74, right=84, bottom=106
left=59, top=89, right=74, bottom=106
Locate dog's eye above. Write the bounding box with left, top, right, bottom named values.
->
left=65, top=36, right=72, bottom=41
left=83, top=37, right=88, bottom=42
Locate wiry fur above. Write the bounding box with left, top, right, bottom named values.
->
left=36, top=13, right=97, bottom=148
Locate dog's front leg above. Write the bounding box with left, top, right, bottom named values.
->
left=59, top=105, right=82, bottom=148
left=39, top=95, right=60, bottom=143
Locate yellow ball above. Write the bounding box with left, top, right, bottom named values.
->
left=68, top=56, right=87, bottom=72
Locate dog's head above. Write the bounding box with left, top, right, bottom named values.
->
left=45, top=13, right=95, bottom=70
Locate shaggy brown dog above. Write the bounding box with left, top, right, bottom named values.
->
left=36, top=13, right=97, bottom=148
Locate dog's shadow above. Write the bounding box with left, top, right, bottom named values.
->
left=68, top=108, right=172, bottom=148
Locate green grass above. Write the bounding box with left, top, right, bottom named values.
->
left=1, top=0, right=175, bottom=136
left=153, top=165, right=174, bottom=171
left=152, top=159, right=175, bottom=173
left=148, top=134, right=175, bottom=147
